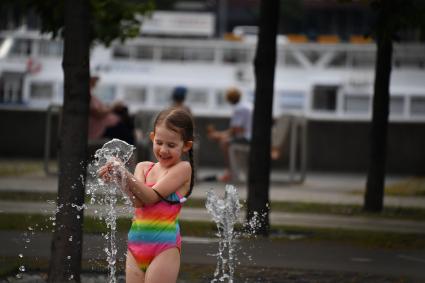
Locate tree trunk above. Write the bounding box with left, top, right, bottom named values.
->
left=48, top=0, right=91, bottom=282
left=364, top=1, right=393, bottom=213
left=246, top=0, right=279, bottom=236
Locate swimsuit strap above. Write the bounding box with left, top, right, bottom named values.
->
left=144, top=162, right=155, bottom=180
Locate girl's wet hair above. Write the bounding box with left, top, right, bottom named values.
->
left=153, top=107, right=195, bottom=204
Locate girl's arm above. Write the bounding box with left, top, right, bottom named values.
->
left=99, top=160, right=191, bottom=205
left=126, top=161, right=191, bottom=205
left=98, top=160, right=146, bottom=207
left=122, top=162, right=148, bottom=207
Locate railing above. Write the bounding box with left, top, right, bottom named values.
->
left=109, top=37, right=425, bottom=70
left=228, top=114, right=308, bottom=184
left=287, top=115, right=308, bottom=183
left=43, top=104, right=61, bottom=175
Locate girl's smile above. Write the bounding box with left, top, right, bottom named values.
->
left=150, top=124, right=190, bottom=167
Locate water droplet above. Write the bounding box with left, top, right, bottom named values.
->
left=19, top=265, right=25, bottom=272
left=67, top=255, right=71, bottom=260
left=68, top=236, right=73, bottom=241
left=18, top=253, right=23, bottom=258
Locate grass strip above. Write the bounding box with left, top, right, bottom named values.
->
left=385, top=177, right=425, bottom=196
left=270, top=225, right=425, bottom=250
left=190, top=198, right=425, bottom=221
left=0, top=213, right=217, bottom=237
left=0, top=160, right=45, bottom=177
left=2, top=190, right=425, bottom=221
left=1, top=213, right=424, bottom=250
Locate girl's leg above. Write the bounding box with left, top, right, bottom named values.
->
left=144, top=248, right=180, bottom=283
left=126, top=251, right=146, bottom=283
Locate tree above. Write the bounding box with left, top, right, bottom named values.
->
left=246, top=0, right=280, bottom=236
left=47, top=1, right=91, bottom=281
left=363, top=0, right=394, bottom=212
left=363, top=0, right=425, bottom=212
left=2, top=1, right=152, bottom=281
left=48, top=1, right=152, bottom=281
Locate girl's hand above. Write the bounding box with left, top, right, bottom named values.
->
left=98, top=159, right=126, bottom=183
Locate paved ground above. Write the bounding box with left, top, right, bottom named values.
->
left=1, top=168, right=425, bottom=282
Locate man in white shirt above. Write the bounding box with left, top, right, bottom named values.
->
left=207, top=87, right=253, bottom=182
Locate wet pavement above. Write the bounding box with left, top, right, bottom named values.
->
left=1, top=168, right=425, bottom=282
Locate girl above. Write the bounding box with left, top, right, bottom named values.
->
left=99, top=107, right=195, bottom=283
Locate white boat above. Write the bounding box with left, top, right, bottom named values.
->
left=1, top=27, right=425, bottom=122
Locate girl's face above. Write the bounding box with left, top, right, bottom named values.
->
left=150, top=124, right=192, bottom=168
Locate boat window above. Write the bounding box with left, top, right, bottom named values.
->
left=93, top=85, right=116, bottom=104
left=393, top=50, right=425, bottom=69
left=183, top=47, right=214, bottom=62
left=113, top=45, right=131, bottom=58
left=153, top=86, right=173, bottom=106
left=350, top=51, right=375, bottom=68
left=302, top=50, right=321, bottom=65
left=186, top=88, right=208, bottom=106
left=38, top=40, right=63, bottom=57
left=279, top=50, right=302, bottom=67
left=215, top=90, right=232, bottom=109
left=312, top=85, right=338, bottom=111
left=30, top=82, right=53, bottom=100
left=135, top=46, right=154, bottom=60
left=161, top=46, right=184, bottom=61
left=278, top=91, right=305, bottom=110
left=223, top=48, right=250, bottom=63
left=344, top=94, right=370, bottom=113
left=124, top=87, right=147, bottom=102
left=390, top=96, right=404, bottom=115
left=1, top=72, right=24, bottom=103
left=328, top=51, right=348, bottom=67
left=10, top=38, right=31, bottom=56
left=410, top=97, right=425, bottom=116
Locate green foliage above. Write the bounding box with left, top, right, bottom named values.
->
left=1, top=0, right=154, bottom=46
left=90, top=0, right=154, bottom=45
left=280, top=0, right=304, bottom=22
left=346, top=0, right=425, bottom=40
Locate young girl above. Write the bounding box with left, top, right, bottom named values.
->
left=99, top=107, right=195, bottom=283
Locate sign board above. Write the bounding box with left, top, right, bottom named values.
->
left=140, top=11, right=215, bottom=37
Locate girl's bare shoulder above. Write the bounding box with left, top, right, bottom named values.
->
left=170, top=160, right=191, bottom=174
left=134, top=161, right=154, bottom=174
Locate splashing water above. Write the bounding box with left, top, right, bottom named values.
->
left=205, top=185, right=242, bottom=283
left=87, top=138, right=135, bottom=283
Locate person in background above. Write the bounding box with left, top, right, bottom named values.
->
left=104, top=103, right=135, bottom=145
left=88, top=75, right=134, bottom=144
left=171, top=86, right=191, bottom=114
left=206, top=87, right=253, bottom=182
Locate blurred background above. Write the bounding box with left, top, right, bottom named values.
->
left=0, top=0, right=424, bottom=175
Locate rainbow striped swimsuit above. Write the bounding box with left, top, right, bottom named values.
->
left=127, top=163, right=183, bottom=271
